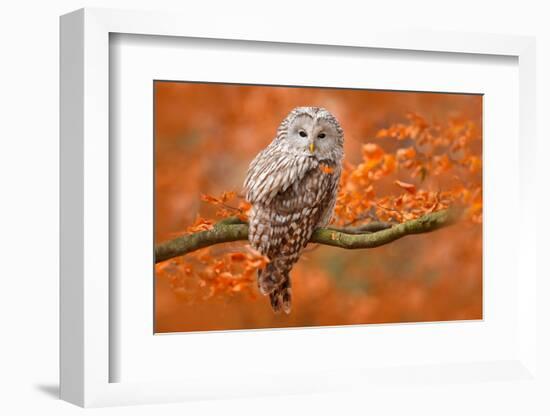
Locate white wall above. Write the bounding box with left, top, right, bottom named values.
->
left=1, top=1, right=548, bottom=415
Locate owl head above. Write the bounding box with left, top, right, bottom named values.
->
left=277, top=107, right=344, bottom=162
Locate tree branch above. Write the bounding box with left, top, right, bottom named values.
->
left=155, top=209, right=460, bottom=264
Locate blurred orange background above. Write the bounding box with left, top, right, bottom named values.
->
left=154, top=81, right=482, bottom=333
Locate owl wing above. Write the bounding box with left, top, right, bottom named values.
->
left=243, top=142, right=314, bottom=205
left=316, top=165, right=341, bottom=227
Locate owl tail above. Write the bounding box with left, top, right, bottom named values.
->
left=269, top=277, right=292, bottom=314
left=257, top=260, right=292, bottom=314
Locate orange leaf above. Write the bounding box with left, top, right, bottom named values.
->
left=381, top=154, right=396, bottom=174
left=229, top=252, right=247, bottom=262
left=216, top=208, right=231, bottom=218
left=394, top=180, right=417, bottom=194
left=186, top=217, right=214, bottom=233
left=220, top=191, right=236, bottom=203
left=320, top=164, right=335, bottom=174
left=238, top=201, right=252, bottom=211
left=362, top=143, right=384, bottom=162
left=200, top=194, right=221, bottom=205
left=376, top=128, right=389, bottom=138
left=396, top=146, right=416, bottom=160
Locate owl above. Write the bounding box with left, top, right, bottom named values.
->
left=244, top=107, right=344, bottom=314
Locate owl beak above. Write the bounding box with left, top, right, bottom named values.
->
left=309, top=142, right=315, bottom=153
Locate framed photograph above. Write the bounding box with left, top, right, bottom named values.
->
left=60, top=8, right=538, bottom=408
left=153, top=82, right=482, bottom=332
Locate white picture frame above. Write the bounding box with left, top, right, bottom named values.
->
left=60, top=7, right=538, bottom=408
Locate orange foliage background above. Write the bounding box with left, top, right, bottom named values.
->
left=155, top=81, right=482, bottom=333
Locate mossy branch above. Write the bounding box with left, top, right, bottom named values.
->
left=155, top=209, right=460, bottom=264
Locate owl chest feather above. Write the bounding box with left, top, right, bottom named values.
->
left=249, top=161, right=340, bottom=258
left=273, top=162, right=336, bottom=212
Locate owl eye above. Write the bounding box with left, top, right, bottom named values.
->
left=318, top=133, right=326, bottom=139
left=299, top=130, right=307, bottom=138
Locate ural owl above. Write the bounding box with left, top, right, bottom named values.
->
left=244, top=107, right=344, bottom=314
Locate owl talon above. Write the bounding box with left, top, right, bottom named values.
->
left=282, top=290, right=292, bottom=314
left=258, top=284, right=272, bottom=296
left=269, top=291, right=283, bottom=313
left=269, top=287, right=292, bottom=314
left=258, top=277, right=278, bottom=295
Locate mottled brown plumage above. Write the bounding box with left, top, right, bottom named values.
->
left=244, top=107, right=344, bottom=313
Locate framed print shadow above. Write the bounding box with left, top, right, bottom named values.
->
left=153, top=82, right=483, bottom=333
